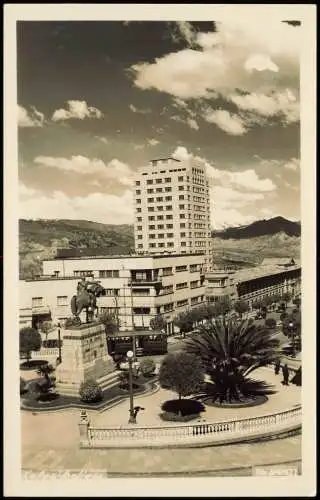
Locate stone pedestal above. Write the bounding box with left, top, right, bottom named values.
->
left=55, top=322, right=119, bottom=396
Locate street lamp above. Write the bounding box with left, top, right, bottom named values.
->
left=57, top=322, right=62, bottom=364
left=127, top=350, right=136, bottom=424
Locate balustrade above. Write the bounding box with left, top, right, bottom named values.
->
left=80, top=405, right=301, bottom=448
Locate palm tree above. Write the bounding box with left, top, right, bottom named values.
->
left=183, top=317, right=280, bottom=404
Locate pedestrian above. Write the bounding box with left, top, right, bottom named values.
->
left=282, top=363, right=289, bottom=386
left=290, top=366, right=302, bottom=386
left=274, top=358, right=281, bottom=375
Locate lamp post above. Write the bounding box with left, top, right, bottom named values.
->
left=127, top=350, right=136, bottom=424
left=57, top=322, right=62, bottom=363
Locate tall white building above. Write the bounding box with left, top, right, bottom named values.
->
left=133, top=157, right=213, bottom=271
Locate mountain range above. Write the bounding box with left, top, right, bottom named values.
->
left=19, top=216, right=300, bottom=279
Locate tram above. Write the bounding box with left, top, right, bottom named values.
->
left=106, top=329, right=167, bottom=357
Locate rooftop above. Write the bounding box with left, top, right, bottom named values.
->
left=47, top=252, right=205, bottom=262
left=233, top=261, right=301, bottom=284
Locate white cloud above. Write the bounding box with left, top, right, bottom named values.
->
left=244, top=54, right=279, bottom=73
left=203, top=110, right=247, bottom=135
left=211, top=206, right=256, bottom=230
left=133, top=144, right=144, bottom=150
left=187, top=118, right=199, bottom=130
left=172, top=146, right=192, bottom=162
left=147, top=139, right=159, bottom=146
left=284, top=158, right=300, bottom=171
left=34, top=155, right=133, bottom=187
left=19, top=183, right=134, bottom=225
left=129, top=104, right=151, bottom=114
left=95, top=136, right=109, bottom=145
left=176, top=21, right=196, bottom=46
left=170, top=114, right=199, bottom=131
left=18, top=105, right=44, bottom=128
left=52, top=100, right=103, bottom=121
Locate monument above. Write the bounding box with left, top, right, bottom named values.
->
left=55, top=278, right=119, bottom=396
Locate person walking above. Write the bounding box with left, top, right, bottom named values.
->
left=274, top=358, right=281, bottom=375
left=282, top=363, right=289, bottom=386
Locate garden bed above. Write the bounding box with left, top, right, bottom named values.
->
left=20, top=360, right=49, bottom=371
left=203, top=394, right=268, bottom=408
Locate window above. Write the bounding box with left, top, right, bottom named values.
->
left=136, top=217, right=142, bottom=222
left=156, top=197, right=163, bottom=202
left=137, top=235, right=143, bottom=239
left=165, top=177, right=171, bottom=183
left=166, top=214, right=173, bottom=220
left=149, top=225, right=155, bottom=230
left=165, top=187, right=172, bottom=192
left=178, top=176, right=184, bottom=181
left=165, top=196, right=172, bottom=201
left=149, top=243, right=156, bottom=248
left=190, top=280, right=198, bottom=289
left=180, top=232, right=186, bottom=237
left=179, top=204, right=185, bottom=209
left=156, top=178, right=162, bottom=184
left=99, top=270, right=119, bottom=278
left=176, top=265, right=187, bottom=272
left=137, top=226, right=142, bottom=231
left=148, top=215, right=155, bottom=221
left=132, top=288, right=150, bottom=296
left=148, top=207, right=154, bottom=212
left=149, top=234, right=156, bottom=239
left=135, top=181, right=140, bottom=186
left=57, top=296, right=68, bottom=306
left=133, top=307, right=150, bottom=315
left=176, top=282, right=188, bottom=290
left=158, top=243, right=165, bottom=248
left=158, top=234, right=164, bottom=239
left=157, top=206, right=163, bottom=211
left=180, top=223, right=186, bottom=228
left=177, top=299, right=188, bottom=307
left=74, top=270, right=93, bottom=278
left=164, top=303, right=174, bottom=312
left=157, top=224, right=164, bottom=229
left=136, top=199, right=141, bottom=204
left=105, top=288, right=119, bottom=296
left=181, top=242, right=186, bottom=247
left=136, top=189, right=141, bottom=195
left=166, top=224, right=173, bottom=229
left=136, top=208, right=141, bottom=213
left=167, top=233, right=174, bottom=238
left=156, top=187, right=162, bottom=193
left=32, top=297, right=44, bottom=308
left=148, top=197, right=154, bottom=202
left=167, top=242, right=174, bottom=247
left=147, top=179, right=153, bottom=185
left=163, top=267, right=173, bottom=276
left=147, top=188, right=153, bottom=194
left=157, top=215, right=164, bottom=220
left=178, top=186, right=184, bottom=191
left=179, top=195, right=184, bottom=200
left=180, top=214, right=185, bottom=219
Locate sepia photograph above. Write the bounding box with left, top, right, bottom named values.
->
left=4, top=4, right=316, bottom=497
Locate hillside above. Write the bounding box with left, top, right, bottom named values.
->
left=19, top=219, right=134, bottom=279
left=213, top=216, right=301, bottom=239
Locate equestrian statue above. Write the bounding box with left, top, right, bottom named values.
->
left=70, top=277, right=106, bottom=324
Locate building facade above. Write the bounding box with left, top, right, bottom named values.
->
left=19, top=253, right=206, bottom=335
left=205, top=258, right=301, bottom=308
left=133, top=157, right=213, bottom=271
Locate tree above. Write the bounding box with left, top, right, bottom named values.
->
left=159, top=352, right=205, bottom=401
left=98, top=311, right=119, bottom=335
left=183, top=317, right=280, bottom=404
left=280, top=312, right=288, bottom=322
left=149, top=315, right=167, bottom=333
left=293, top=297, right=301, bottom=309
left=40, top=320, right=53, bottom=342
left=282, top=292, right=292, bottom=308
left=265, top=317, right=277, bottom=329
left=19, top=327, right=42, bottom=364
left=173, top=311, right=194, bottom=337
left=32, top=363, right=56, bottom=400
left=234, top=300, right=249, bottom=318
left=193, top=303, right=216, bottom=322
left=139, top=358, right=156, bottom=377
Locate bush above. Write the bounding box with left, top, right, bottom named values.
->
left=79, top=379, right=103, bottom=403
left=159, top=352, right=205, bottom=399
left=139, top=358, right=156, bottom=377
left=161, top=398, right=205, bottom=416
left=20, top=327, right=42, bottom=363
left=280, top=312, right=288, bottom=322
left=265, top=318, right=276, bottom=329
left=160, top=411, right=200, bottom=422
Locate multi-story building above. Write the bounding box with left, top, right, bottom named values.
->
left=19, top=252, right=206, bottom=335
left=133, top=156, right=213, bottom=271
left=205, top=258, right=301, bottom=308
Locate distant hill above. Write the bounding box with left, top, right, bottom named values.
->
left=212, top=217, right=301, bottom=239
left=19, top=219, right=134, bottom=279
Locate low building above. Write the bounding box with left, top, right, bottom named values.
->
left=205, top=258, right=301, bottom=308
left=19, top=251, right=206, bottom=335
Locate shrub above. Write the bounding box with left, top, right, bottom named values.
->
left=161, top=398, right=205, bottom=416
left=139, top=358, right=156, bottom=377
left=65, top=316, right=81, bottom=328
left=159, top=352, right=205, bottom=400
left=19, top=327, right=42, bottom=363
left=79, top=379, right=103, bottom=403
left=265, top=318, right=276, bottom=329
left=160, top=411, right=200, bottom=422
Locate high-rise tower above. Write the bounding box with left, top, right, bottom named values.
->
left=133, top=156, right=213, bottom=271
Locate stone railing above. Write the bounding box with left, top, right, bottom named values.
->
left=32, top=348, right=59, bottom=357
left=79, top=405, right=301, bottom=449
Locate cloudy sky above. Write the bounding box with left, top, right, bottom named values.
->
left=18, top=19, right=301, bottom=229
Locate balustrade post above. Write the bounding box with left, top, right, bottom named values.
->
left=79, top=410, right=91, bottom=447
